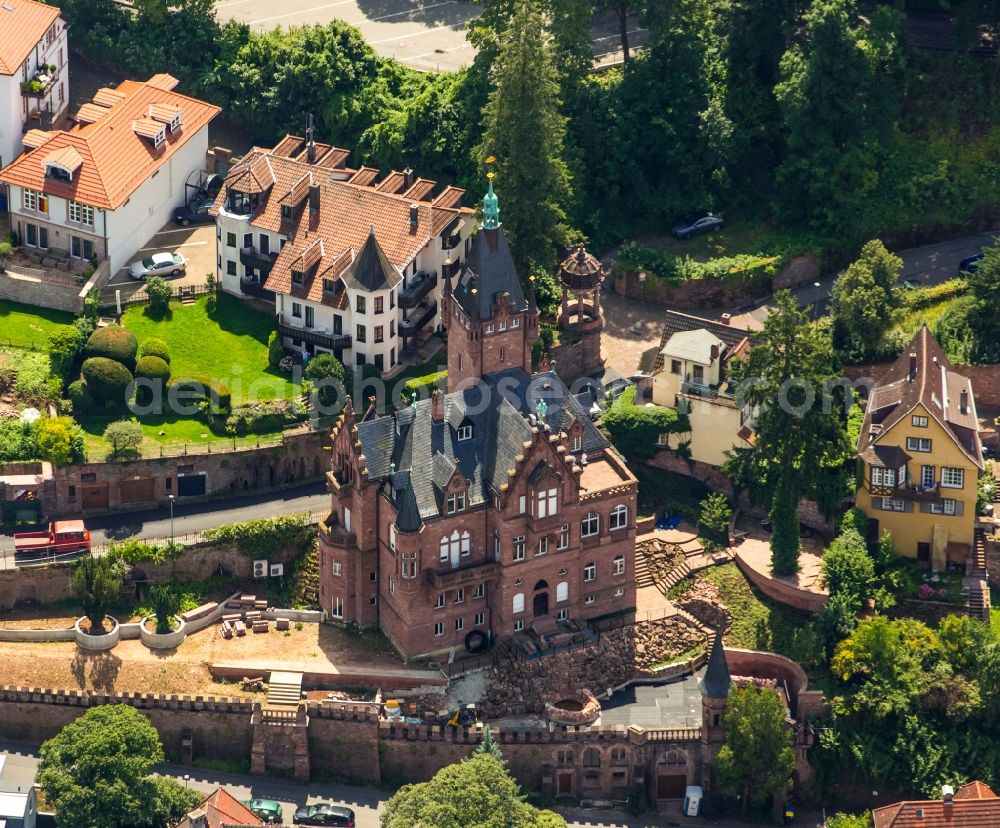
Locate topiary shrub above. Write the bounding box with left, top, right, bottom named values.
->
left=81, top=357, right=134, bottom=407
left=83, top=325, right=138, bottom=371
left=67, top=379, right=94, bottom=414
left=138, top=337, right=170, bottom=364
left=135, top=356, right=171, bottom=383
left=267, top=330, right=283, bottom=368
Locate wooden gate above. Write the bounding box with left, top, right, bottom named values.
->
left=81, top=483, right=109, bottom=510
left=120, top=478, right=155, bottom=503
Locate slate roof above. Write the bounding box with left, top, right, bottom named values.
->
left=859, top=326, right=983, bottom=469
left=0, top=75, right=219, bottom=210
left=651, top=311, right=752, bottom=374
left=700, top=630, right=731, bottom=699
left=393, top=472, right=423, bottom=532
left=452, top=226, right=527, bottom=321
left=0, top=0, right=61, bottom=75
left=872, top=782, right=1000, bottom=828
left=340, top=227, right=402, bottom=292
left=356, top=368, right=607, bottom=521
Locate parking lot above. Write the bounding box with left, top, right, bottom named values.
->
left=105, top=222, right=217, bottom=299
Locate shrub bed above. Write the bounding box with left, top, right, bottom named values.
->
left=202, top=514, right=315, bottom=557
left=601, top=386, right=689, bottom=460
left=615, top=242, right=781, bottom=288
left=167, top=375, right=232, bottom=412
left=221, top=399, right=308, bottom=435
left=138, top=337, right=171, bottom=364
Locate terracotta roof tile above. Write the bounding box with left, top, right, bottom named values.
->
left=375, top=171, right=406, bottom=194
left=146, top=73, right=179, bottom=91
left=173, top=788, right=262, bottom=828
left=21, top=129, right=49, bottom=150
left=872, top=793, right=1000, bottom=828
left=651, top=310, right=752, bottom=374
left=0, top=75, right=219, bottom=210
left=956, top=782, right=997, bottom=800
left=132, top=118, right=164, bottom=140
left=76, top=103, right=112, bottom=125
left=148, top=102, right=181, bottom=124
left=41, top=145, right=83, bottom=173
left=348, top=167, right=380, bottom=187
left=92, top=87, right=126, bottom=108
left=0, top=0, right=61, bottom=75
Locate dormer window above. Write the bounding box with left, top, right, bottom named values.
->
left=572, top=435, right=582, bottom=452
left=323, top=279, right=335, bottom=293
left=46, top=165, right=73, bottom=183
left=457, top=424, right=473, bottom=441
left=446, top=492, right=466, bottom=514
left=169, top=112, right=181, bottom=132
left=227, top=189, right=251, bottom=215
left=292, top=269, right=304, bottom=286
left=536, top=487, right=558, bottom=518
left=281, top=204, right=293, bottom=221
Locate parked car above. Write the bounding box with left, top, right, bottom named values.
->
left=292, top=804, right=356, bottom=826
left=173, top=199, right=214, bottom=226
left=127, top=251, right=186, bottom=280
left=672, top=212, right=724, bottom=239
left=960, top=253, right=984, bottom=274
left=901, top=279, right=921, bottom=290
left=243, top=798, right=283, bottom=824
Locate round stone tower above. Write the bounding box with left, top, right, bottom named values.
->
left=557, top=246, right=605, bottom=378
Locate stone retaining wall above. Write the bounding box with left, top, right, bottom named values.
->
left=734, top=550, right=828, bottom=613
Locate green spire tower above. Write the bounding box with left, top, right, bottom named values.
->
left=482, top=172, right=500, bottom=230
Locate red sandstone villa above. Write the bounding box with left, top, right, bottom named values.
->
left=318, top=183, right=638, bottom=659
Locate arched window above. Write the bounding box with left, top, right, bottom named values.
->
left=512, top=593, right=525, bottom=614
left=450, top=530, right=461, bottom=560
left=583, top=748, right=601, bottom=768
left=534, top=579, right=549, bottom=591
left=439, top=536, right=449, bottom=562
left=556, top=581, right=568, bottom=603
left=581, top=511, right=599, bottom=538
left=610, top=504, right=629, bottom=531
left=461, top=530, right=471, bottom=557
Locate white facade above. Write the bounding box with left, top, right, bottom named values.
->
left=0, top=17, right=68, bottom=170
left=6, top=127, right=208, bottom=273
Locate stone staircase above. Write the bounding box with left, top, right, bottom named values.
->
left=266, top=670, right=303, bottom=707
left=634, top=549, right=655, bottom=589
left=659, top=560, right=692, bottom=594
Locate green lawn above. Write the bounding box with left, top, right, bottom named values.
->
left=121, top=293, right=297, bottom=405
left=0, top=300, right=74, bottom=348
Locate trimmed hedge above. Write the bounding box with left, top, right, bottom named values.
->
left=403, top=369, right=448, bottom=399
left=135, top=356, right=171, bottom=382
left=81, top=357, right=134, bottom=406
left=168, top=375, right=232, bottom=412
left=84, top=325, right=138, bottom=371
left=68, top=379, right=94, bottom=414
left=601, top=385, right=690, bottom=460
left=138, top=337, right=171, bottom=364
left=615, top=242, right=780, bottom=288
left=223, top=400, right=308, bottom=435
left=202, top=513, right=315, bottom=558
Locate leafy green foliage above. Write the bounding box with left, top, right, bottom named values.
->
left=138, top=337, right=171, bottom=364
left=108, top=538, right=185, bottom=565
left=601, top=386, right=690, bottom=460
left=830, top=240, right=903, bottom=362
left=950, top=240, right=1000, bottom=362
left=826, top=814, right=870, bottom=828
left=475, top=0, right=571, bottom=274
left=81, top=357, right=133, bottom=408
left=144, top=276, right=172, bottom=318
left=13, top=351, right=54, bottom=400
left=102, top=419, right=144, bottom=456
left=402, top=370, right=448, bottom=401
left=167, top=376, right=232, bottom=413
left=822, top=528, right=875, bottom=609
left=72, top=556, right=124, bottom=631
left=0, top=418, right=39, bottom=462
left=267, top=330, right=283, bottom=368
left=381, top=753, right=566, bottom=828
left=615, top=243, right=779, bottom=288
left=304, top=353, right=346, bottom=407
left=223, top=399, right=307, bottom=435
left=38, top=705, right=200, bottom=828
left=148, top=585, right=180, bottom=634
left=84, top=325, right=139, bottom=372
left=202, top=513, right=315, bottom=558
left=716, top=686, right=796, bottom=815
left=47, top=327, right=84, bottom=383
left=699, top=492, right=732, bottom=553
left=35, top=417, right=85, bottom=467
left=68, top=380, right=94, bottom=415
left=135, top=356, right=171, bottom=382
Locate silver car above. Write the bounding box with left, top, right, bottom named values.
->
left=127, top=251, right=186, bottom=280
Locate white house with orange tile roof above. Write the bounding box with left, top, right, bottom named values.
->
left=0, top=0, right=68, bottom=170
left=0, top=74, right=219, bottom=273
left=212, top=128, right=474, bottom=375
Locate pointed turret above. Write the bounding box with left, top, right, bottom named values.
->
left=702, top=629, right=731, bottom=699
left=341, top=225, right=402, bottom=292
left=394, top=472, right=423, bottom=533
left=482, top=174, right=500, bottom=230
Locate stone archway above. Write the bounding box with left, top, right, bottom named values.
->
left=655, top=749, right=688, bottom=800
left=533, top=580, right=549, bottom=617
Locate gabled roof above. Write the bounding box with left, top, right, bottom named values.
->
left=873, top=783, right=1000, bottom=828
left=358, top=368, right=607, bottom=521
left=0, top=76, right=219, bottom=210
left=652, top=311, right=752, bottom=374
left=0, top=0, right=62, bottom=75
left=661, top=328, right=725, bottom=365
left=172, top=788, right=262, bottom=828
left=452, top=226, right=527, bottom=321
left=858, top=326, right=983, bottom=469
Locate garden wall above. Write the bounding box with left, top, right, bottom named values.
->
left=45, top=429, right=326, bottom=518
left=0, top=561, right=75, bottom=610
left=0, top=273, right=83, bottom=314
left=734, top=549, right=828, bottom=613
left=612, top=269, right=770, bottom=309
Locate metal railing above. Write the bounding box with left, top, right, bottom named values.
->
left=276, top=320, right=352, bottom=351
left=399, top=271, right=437, bottom=309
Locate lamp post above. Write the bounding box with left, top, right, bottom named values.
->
left=813, top=281, right=822, bottom=320
left=638, top=270, right=647, bottom=304
left=168, top=494, right=175, bottom=542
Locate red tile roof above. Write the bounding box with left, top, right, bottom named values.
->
left=0, top=76, right=219, bottom=210
left=0, top=0, right=62, bottom=75
left=173, top=788, right=262, bottom=828
left=873, top=784, right=1000, bottom=828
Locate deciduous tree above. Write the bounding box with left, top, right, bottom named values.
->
left=830, top=239, right=903, bottom=361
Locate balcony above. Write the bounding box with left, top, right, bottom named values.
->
left=869, top=482, right=940, bottom=503
left=318, top=515, right=357, bottom=549
left=21, top=66, right=58, bottom=99
left=239, top=246, right=278, bottom=276
left=398, top=270, right=437, bottom=309
left=679, top=379, right=734, bottom=400
left=240, top=278, right=275, bottom=301
left=326, top=470, right=353, bottom=499
left=400, top=299, right=437, bottom=338
left=277, top=319, right=352, bottom=352
left=426, top=560, right=500, bottom=589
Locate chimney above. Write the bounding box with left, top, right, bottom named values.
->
left=960, top=388, right=969, bottom=414
left=309, top=183, right=320, bottom=213
left=306, top=113, right=316, bottom=164
left=909, top=352, right=917, bottom=381
left=187, top=809, right=208, bottom=828
left=409, top=203, right=419, bottom=232
left=403, top=167, right=414, bottom=189
left=431, top=389, right=444, bottom=422
left=720, top=313, right=731, bottom=326
left=942, top=784, right=954, bottom=820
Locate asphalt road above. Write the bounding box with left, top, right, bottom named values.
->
left=742, top=228, right=998, bottom=324
left=0, top=740, right=784, bottom=828
left=214, top=0, right=644, bottom=73
left=0, top=482, right=329, bottom=557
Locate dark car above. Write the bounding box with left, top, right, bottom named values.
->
left=173, top=199, right=214, bottom=226
left=292, top=804, right=356, bottom=826
left=672, top=212, right=724, bottom=239
left=960, top=253, right=984, bottom=274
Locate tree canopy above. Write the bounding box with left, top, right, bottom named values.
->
left=830, top=239, right=903, bottom=362
left=38, top=705, right=200, bottom=828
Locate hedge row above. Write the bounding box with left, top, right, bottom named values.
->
left=615, top=242, right=780, bottom=286
left=403, top=370, right=447, bottom=399
left=202, top=513, right=315, bottom=558
left=601, top=385, right=690, bottom=460
left=222, top=399, right=308, bottom=436
left=168, top=375, right=232, bottom=412
left=901, top=277, right=967, bottom=311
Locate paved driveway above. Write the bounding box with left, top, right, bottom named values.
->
left=215, top=0, right=645, bottom=72
left=105, top=222, right=216, bottom=302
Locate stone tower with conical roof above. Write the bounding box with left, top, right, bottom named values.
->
left=700, top=629, right=731, bottom=789
left=441, top=178, right=538, bottom=392
left=555, top=245, right=606, bottom=380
